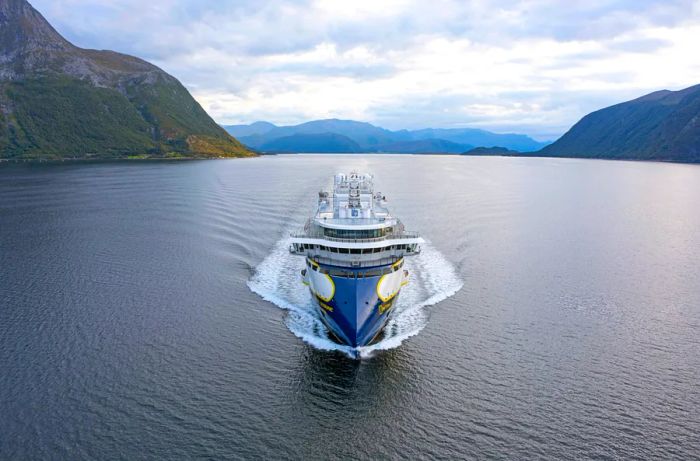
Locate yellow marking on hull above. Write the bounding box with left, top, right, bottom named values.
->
left=307, top=258, right=335, bottom=302
left=376, top=258, right=404, bottom=303
left=377, top=274, right=389, bottom=302
left=318, top=300, right=334, bottom=312
left=313, top=273, right=335, bottom=303
left=377, top=274, right=399, bottom=303
left=379, top=300, right=393, bottom=314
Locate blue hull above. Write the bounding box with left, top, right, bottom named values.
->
left=311, top=263, right=401, bottom=347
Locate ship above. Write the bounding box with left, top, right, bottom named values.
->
left=290, top=172, right=424, bottom=348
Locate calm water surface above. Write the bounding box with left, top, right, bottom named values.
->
left=1, top=155, right=699, bottom=459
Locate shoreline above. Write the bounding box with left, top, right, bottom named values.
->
left=0, top=155, right=258, bottom=165
left=1, top=151, right=698, bottom=167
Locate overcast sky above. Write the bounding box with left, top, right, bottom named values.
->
left=32, top=0, right=700, bottom=140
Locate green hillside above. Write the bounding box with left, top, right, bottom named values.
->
left=0, top=0, right=252, bottom=160
left=540, top=85, right=700, bottom=163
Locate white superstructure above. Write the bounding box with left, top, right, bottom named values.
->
left=290, top=171, right=423, bottom=268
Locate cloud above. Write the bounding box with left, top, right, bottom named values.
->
left=30, top=0, right=700, bottom=139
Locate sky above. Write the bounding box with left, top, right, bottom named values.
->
left=32, top=0, right=700, bottom=140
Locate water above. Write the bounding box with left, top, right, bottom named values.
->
left=1, top=155, right=699, bottom=459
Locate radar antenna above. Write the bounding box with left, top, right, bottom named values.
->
left=348, top=177, right=361, bottom=208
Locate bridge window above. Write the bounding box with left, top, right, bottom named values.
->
left=323, top=227, right=394, bottom=239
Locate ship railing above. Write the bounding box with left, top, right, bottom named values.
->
left=290, top=230, right=420, bottom=243
left=307, top=255, right=403, bottom=269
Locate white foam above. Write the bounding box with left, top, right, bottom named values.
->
left=247, top=236, right=463, bottom=359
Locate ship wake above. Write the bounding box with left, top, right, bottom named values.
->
left=247, top=236, right=463, bottom=359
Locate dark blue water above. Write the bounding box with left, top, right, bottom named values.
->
left=1, top=155, right=699, bottom=459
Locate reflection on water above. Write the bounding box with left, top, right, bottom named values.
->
left=1, top=156, right=699, bottom=459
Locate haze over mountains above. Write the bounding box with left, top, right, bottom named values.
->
left=224, top=120, right=550, bottom=154
left=0, top=0, right=251, bottom=159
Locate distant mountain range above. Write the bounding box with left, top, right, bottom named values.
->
left=228, top=84, right=700, bottom=163
left=0, top=0, right=251, bottom=159
left=540, top=84, right=700, bottom=163
left=224, top=119, right=549, bottom=153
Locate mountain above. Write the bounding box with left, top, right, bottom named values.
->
left=540, top=85, right=700, bottom=162
left=223, top=121, right=276, bottom=138
left=462, top=146, right=518, bottom=155
left=0, top=0, right=252, bottom=159
left=376, top=139, right=472, bottom=154
left=227, top=119, right=548, bottom=153
left=396, top=128, right=548, bottom=152
left=237, top=119, right=396, bottom=150
left=260, top=133, right=362, bottom=153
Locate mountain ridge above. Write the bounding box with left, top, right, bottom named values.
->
left=224, top=118, right=549, bottom=153
left=0, top=0, right=252, bottom=159
left=260, top=133, right=363, bottom=153
left=540, top=84, right=700, bottom=163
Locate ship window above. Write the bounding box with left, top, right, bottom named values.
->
left=350, top=248, right=361, bottom=254
left=339, top=248, right=349, bottom=254
left=323, top=228, right=387, bottom=239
